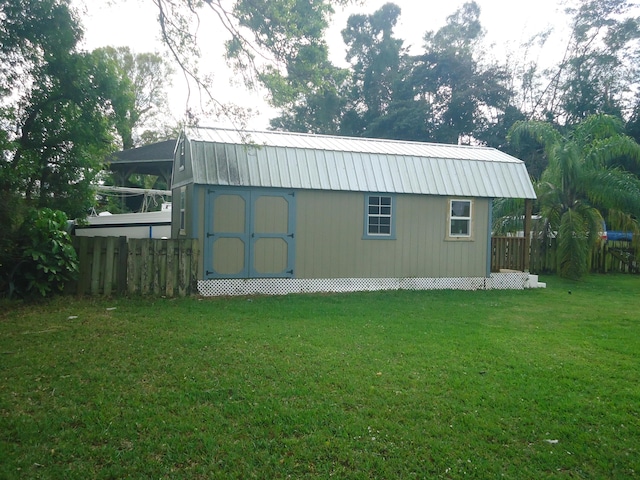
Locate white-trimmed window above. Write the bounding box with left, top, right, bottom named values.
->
left=448, top=199, right=472, bottom=239
left=365, top=194, right=395, bottom=239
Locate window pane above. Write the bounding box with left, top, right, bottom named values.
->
left=451, top=200, right=470, bottom=217
left=366, top=195, right=393, bottom=237
left=451, top=219, right=470, bottom=235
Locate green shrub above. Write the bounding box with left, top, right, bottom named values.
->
left=6, top=208, right=79, bottom=298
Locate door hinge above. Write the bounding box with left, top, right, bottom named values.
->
left=206, top=232, right=215, bottom=238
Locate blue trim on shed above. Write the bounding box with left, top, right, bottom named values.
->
left=204, top=187, right=296, bottom=279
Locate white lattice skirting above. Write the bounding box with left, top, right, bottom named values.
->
left=197, top=273, right=545, bottom=296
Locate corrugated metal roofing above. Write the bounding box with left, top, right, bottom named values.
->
left=181, top=127, right=536, bottom=199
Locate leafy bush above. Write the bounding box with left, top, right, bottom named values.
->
left=4, top=208, right=79, bottom=298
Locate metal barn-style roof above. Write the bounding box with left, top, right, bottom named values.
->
left=178, top=127, right=536, bottom=199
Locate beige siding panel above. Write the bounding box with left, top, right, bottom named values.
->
left=295, top=191, right=488, bottom=279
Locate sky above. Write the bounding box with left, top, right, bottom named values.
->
left=73, top=0, right=569, bottom=130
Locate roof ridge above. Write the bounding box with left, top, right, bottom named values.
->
left=186, top=126, right=495, bottom=151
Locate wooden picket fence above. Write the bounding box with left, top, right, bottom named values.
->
left=490, top=237, right=527, bottom=272
left=491, top=236, right=637, bottom=274
left=71, top=237, right=199, bottom=297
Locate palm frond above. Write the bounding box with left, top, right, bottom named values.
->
left=507, top=120, right=562, bottom=156
left=585, top=135, right=640, bottom=169
left=572, top=114, right=625, bottom=146
left=584, top=168, right=640, bottom=215
left=557, top=209, right=590, bottom=279
left=605, top=209, right=639, bottom=233
left=491, top=198, right=525, bottom=235
left=573, top=202, right=604, bottom=250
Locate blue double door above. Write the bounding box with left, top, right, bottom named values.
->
left=205, top=189, right=296, bottom=279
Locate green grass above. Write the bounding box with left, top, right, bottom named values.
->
left=1, top=275, right=639, bottom=479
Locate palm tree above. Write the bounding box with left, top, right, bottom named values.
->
left=507, top=114, right=640, bottom=279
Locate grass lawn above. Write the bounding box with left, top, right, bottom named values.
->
left=1, top=275, right=639, bottom=479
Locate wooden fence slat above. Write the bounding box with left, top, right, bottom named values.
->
left=140, top=240, right=151, bottom=295
left=90, top=237, right=103, bottom=295
left=75, top=236, right=91, bottom=296
left=181, top=239, right=189, bottom=297
left=188, top=239, right=198, bottom=295
left=154, top=241, right=164, bottom=296
left=103, top=237, right=116, bottom=296
left=165, top=239, right=176, bottom=297
left=127, top=239, right=137, bottom=295
left=117, top=236, right=128, bottom=295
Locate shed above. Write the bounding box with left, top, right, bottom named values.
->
left=171, top=127, right=537, bottom=295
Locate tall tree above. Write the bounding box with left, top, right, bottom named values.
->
left=533, top=0, right=640, bottom=124
left=340, top=3, right=405, bottom=136
left=0, top=0, right=134, bottom=219
left=93, top=47, right=174, bottom=149
left=413, top=1, right=513, bottom=145
left=508, top=114, right=640, bottom=278
left=153, top=0, right=349, bottom=127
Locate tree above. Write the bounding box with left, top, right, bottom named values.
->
left=153, top=0, right=349, bottom=127
left=265, top=45, right=349, bottom=134
left=0, top=0, right=145, bottom=296
left=531, top=0, right=640, bottom=124
left=3, top=49, right=133, bottom=219
left=508, top=114, right=640, bottom=278
left=413, top=1, right=514, bottom=144
left=0, top=0, right=139, bottom=219
left=93, top=47, right=174, bottom=149
left=339, top=3, right=405, bottom=136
